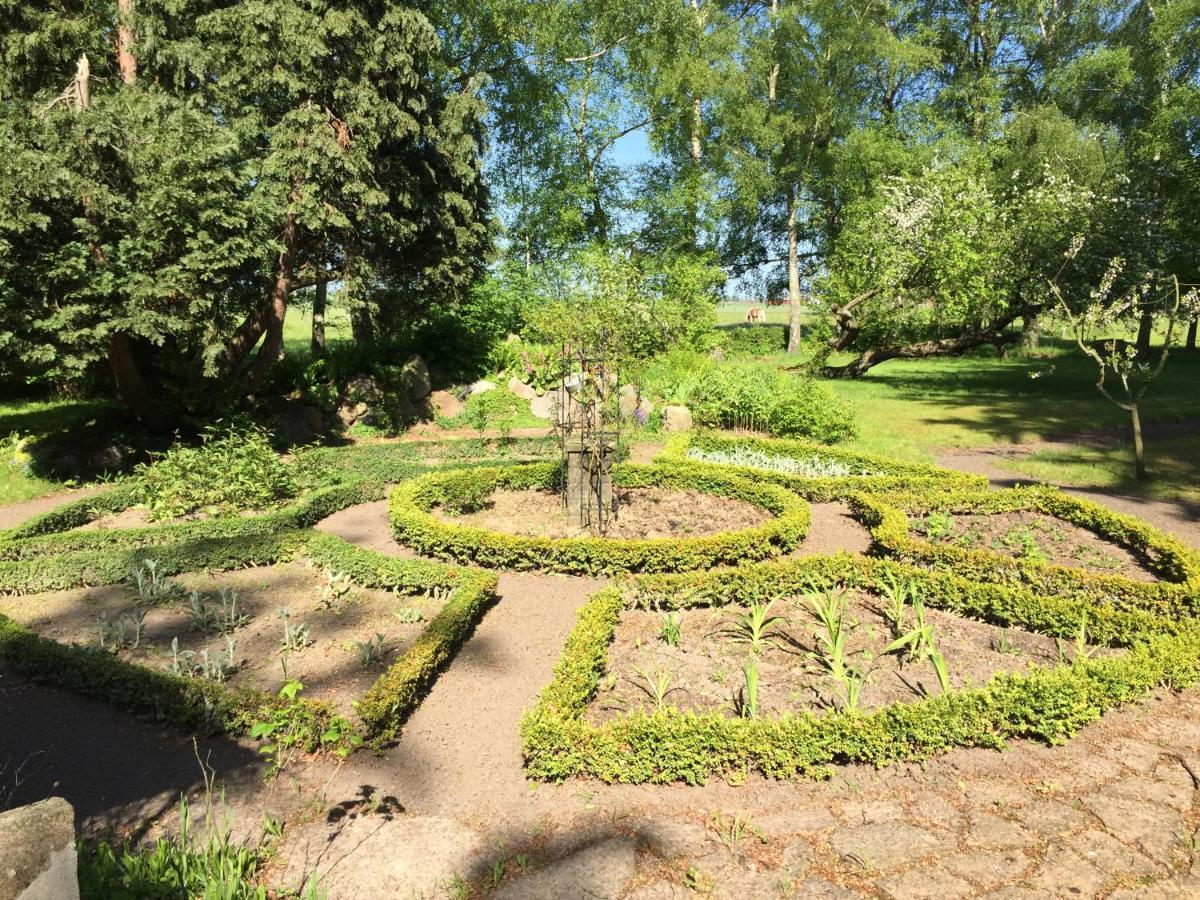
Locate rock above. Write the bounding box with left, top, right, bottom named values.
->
left=530, top=392, right=557, bottom=421
left=876, top=868, right=973, bottom=900
left=662, top=405, right=693, bottom=432
left=273, top=403, right=324, bottom=446
left=637, top=820, right=707, bottom=859
left=0, top=797, right=79, bottom=900
left=337, top=401, right=368, bottom=427
left=343, top=374, right=384, bottom=405
left=941, top=849, right=1029, bottom=886
left=273, top=814, right=483, bottom=898
left=618, top=384, right=641, bottom=418
left=468, top=379, right=497, bottom=396
left=493, top=836, right=636, bottom=900
left=431, top=390, right=464, bottom=420
left=401, top=355, right=431, bottom=401
left=828, top=822, right=947, bottom=869
left=507, top=377, right=539, bottom=402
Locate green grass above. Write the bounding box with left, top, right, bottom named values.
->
left=714, top=302, right=792, bottom=326
left=1001, top=435, right=1200, bottom=506
left=0, top=397, right=110, bottom=505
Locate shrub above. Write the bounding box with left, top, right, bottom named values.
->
left=688, top=364, right=855, bottom=442
left=444, top=388, right=527, bottom=438
left=134, top=423, right=299, bottom=520
left=711, top=324, right=790, bottom=356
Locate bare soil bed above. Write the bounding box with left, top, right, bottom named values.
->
left=590, top=589, right=1110, bottom=720
left=0, top=563, right=444, bottom=719
left=911, top=509, right=1158, bottom=581
left=438, top=486, right=770, bottom=539
left=79, top=505, right=275, bottom=530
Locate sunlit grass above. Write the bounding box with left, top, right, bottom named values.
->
left=0, top=397, right=109, bottom=504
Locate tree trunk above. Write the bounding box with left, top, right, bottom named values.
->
left=107, top=333, right=153, bottom=420
left=1186, top=316, right=1197, bottom=350
left=116, top=0, right=136, bottom=84
left=1020, top=308, right=1041, bottom=351
left=822, top=320, right=1019, bottom=377
left=1130, top=403, right=1147, bottom=480
left=350, top=304, right=373, bottom=345
left=247, top=209, right=297, bottom=389
left=785, top=184, right=802, bottom=354
left=311, top=280, right=327, bottom=357
left=1135, top=310, right=1154, bottom=356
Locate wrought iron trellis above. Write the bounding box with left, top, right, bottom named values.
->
left=554, top=330, right=620, bottom=533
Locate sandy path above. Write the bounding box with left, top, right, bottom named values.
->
left=0, top=485, right=107, bottom=531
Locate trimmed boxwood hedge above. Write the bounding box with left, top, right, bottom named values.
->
left=852, top=485, right=1200, bottom=617
left=388, top=461, right=811, bottom=575
left=657, top=432, right=987, bottom=500
left=0, top=443, right=508, bottom=751
left=521, top=553, right=1200, bottom=784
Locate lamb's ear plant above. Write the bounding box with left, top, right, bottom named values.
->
left=355, top=633, right=386, bottom=668
left=278, top=606, right=312, bottom=652
left=187, top=591, right=220, bottom=632
left=215, top=588, right=248, bottom=633
left=129, top=559, right=182, bottom=605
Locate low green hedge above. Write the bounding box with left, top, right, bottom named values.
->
left=0, top=444, right=511, bottom=752
left=659, top=432, right=987, bottom=500
left=853, top=485, right=1200, bottom=616
left=522, top=553, right=1200, bottom=784
left=389, top=462, right=811, bottom=575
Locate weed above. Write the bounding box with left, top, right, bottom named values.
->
left=992, top=630, right=1020, bottom=655
left=998, top=524, right=1049, bottom=563
left=709, top=811, right=765, bottom=849
left=710, top=665, right=727, bottom=686
left=920, top=512, right=955, bottom=539
left=249, top=681, right=362, bottom=779
left=659, top=611, right=682, bottom=647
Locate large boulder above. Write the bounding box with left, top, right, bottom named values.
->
left=0, top=797, right=79, bottom=900
left=617, top=383, right=640, bottom=418
left=401, top=356, right=431, bottom=401
left=430, top=390, right=464, bottom=420
left=662, top=405, right=693, bottom=432
left=507, top=377, right=539, bottom=402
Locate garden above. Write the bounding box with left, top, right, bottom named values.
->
left=3, top=1, right=1200, bottom=897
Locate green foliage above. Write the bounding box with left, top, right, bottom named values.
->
left=447, top=389, right=526, bottom=440
left=77, top=793, right=270, bottom=900
left=687, top=364, right=856, bottom=442
left=249, top=680, right=361, bottom=778
left=711, top=325, right=790, bottom=357
left=135, top=424, right=299, bottom=521
left=659, top=612, right=682, bottom=647
left=527, top=245, right=722, bottom=360
left=725, top=601, right=788, bottom=655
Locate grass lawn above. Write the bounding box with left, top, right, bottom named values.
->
left=0, top=397, right=111, bottom=505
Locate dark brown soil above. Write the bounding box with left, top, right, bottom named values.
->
left=437, top=487, right=770, bottom=539
left=913, top=509, right=1158, bottom=581
left=791, top=502, right=873, bottom=557
left=591, top=589, right=1092, bottom=719
left=0, top=564, right=444, bottom=720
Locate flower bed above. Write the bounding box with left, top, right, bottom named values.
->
left=388, top=462, right=811, bottom=575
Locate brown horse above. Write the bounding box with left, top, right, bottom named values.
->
left=745, top=306, right=766, bottom=325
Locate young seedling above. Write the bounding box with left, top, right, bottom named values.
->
left=659, top=612, right=682, bottom=647
left=633, top=666, right=681, bottom=710
left=876, top=573, right=916, bottom=638
left=806, top=588, right=851, bottom=679
left=726, top=600, right=788, bottom=655
left=278, top=606, right=312, bottom=652
left=320, top=571, right=354, bottom=610
left=921, top=512, right=955, bottom=540
left=884, top=595, right=950, bottom=693
left=1056, top=611, right=1096, bottom=665
left=355, top=633, right=386, bottom=668
left=737, top=654, right=760, bottom=719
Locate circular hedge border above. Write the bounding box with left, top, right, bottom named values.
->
left=388, top=462, right=811, bottom=575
